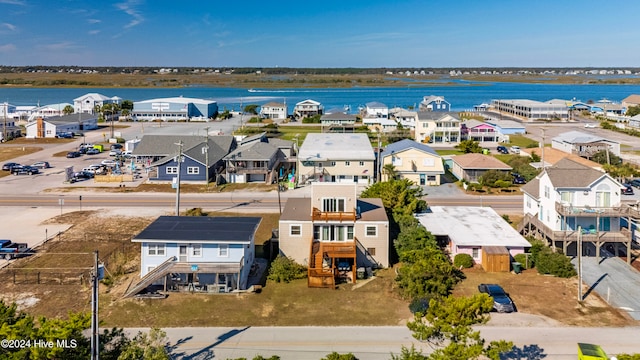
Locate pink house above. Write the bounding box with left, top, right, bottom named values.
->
left=461, top=120, right=499, bottom=142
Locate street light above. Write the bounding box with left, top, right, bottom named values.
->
left=174, top=141, right=184, bottom=216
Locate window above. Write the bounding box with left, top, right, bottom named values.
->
left=345, top=161, right=350, bottom=167
left=392, top=156, right=402, bottom=166
left=359, top=161, right=365, bottom=166
left=367, top=247, right=376, bottom=256
left=187, top=167, right=200, bottom=175
left=148, top=244, right=165, bottom=256
left=472, top=248, right=479, bottom=259
left=347, top=226, right=354, bottom=240
left=560, top=191, right=573, bottom=204
left=192, top=244, right=202, bottom=257
left=427, top=175, right=436, bottom=181
left=423, top=158, right=435, bottom=167
left=365, top=225, right=377, bottom=237
left=544, top=185, right=550, bottom=199
left=322, top=198, right=346, bottom=212
left=526, top=197, right=531, bottom=208
left=166, top=167, right=178, bottom=175
left=330, top=161, right=336, bottom=166
left=290, top=224, right=302, bottom=236
left=219, top=244, right=229, bottom=257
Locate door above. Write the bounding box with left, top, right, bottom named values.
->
left=179, top=245, right=187, bottom=262
left=420, top=174, right=426, bottom=185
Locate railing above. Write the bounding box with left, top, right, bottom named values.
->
left=520, top=214, right=631, bottom=242
left=555, top=202, right=629, bottom=217
left=312, top=208, right=357, bottom=222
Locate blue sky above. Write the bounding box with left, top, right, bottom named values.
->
left=1, top=0, right=638, bottom=68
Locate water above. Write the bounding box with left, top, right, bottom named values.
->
left=1, top=81, right=638, bottom=112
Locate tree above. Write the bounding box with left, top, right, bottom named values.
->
left=407, top=294, right=513, bottom=360
left=118, top=327, right=170, bottom=360
left=603, top=162, right=639, bottom=182
left=455, top=140, right=482, bottom=154
left=360, top=179, right=427, bottom=219
left=244, top=104, right=259, bottom=115
left=120, top=100, right=134, bottom=111
left=478, top=170, right=512, bottom=187
left=626, top=105, right=640, bottom=117
left=267, top=255, right=307, bottom=283
left=591, top=150, right=622, bottom=165
left=396, top=248, right=464, bottom=299
left=63, top=104, right=75, bottom=115
left=383, top=163, right=399, bottom=181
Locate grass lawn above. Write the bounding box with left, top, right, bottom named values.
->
left=507, top=134, right=539, bottom=148
left=436, top=149, right=464, bottom=156
left=277, top=125, right=323, bottom=143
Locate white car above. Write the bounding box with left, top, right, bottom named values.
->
left=584, top=123, right=597, bottom=128
left=101, top=159, right=117, bottom=167
left=510, top=146, right=520, bottom=154
left=109, top=149, right=122, bottom=156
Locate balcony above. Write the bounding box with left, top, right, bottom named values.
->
left=555, top=202, right=629, bottom=217
left=227, top=165, right=269, bottom=174
left=312, top=208, right=357, bottom=222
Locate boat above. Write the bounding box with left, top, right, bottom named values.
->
left=248, top=89, right=257, bottom=93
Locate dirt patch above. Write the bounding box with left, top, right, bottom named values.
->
left=453, top=268, right=635, bottom=327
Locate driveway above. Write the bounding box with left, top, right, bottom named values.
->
left=572, top=255, right=640, bottom=320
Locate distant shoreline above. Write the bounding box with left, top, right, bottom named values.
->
left=1, top=72, right=639, bottom=89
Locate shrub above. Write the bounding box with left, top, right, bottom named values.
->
left=322, top=352, right=358, bottom=360
left=453, top=253, right=474, bottom=269
left=527, top=239, right=546, bottom=267
left=535, top=248, right=577, bottom=278
left=409, top=296, right=432, bottom=314
left=494, top=179, right=512, bottom=188
left=513, top=253, right=529, bottom=269
left=185, top=207, right=208, bottom=216
left=267, top=255, right=307, bottom=283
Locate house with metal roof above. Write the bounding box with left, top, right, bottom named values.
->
left=380, top=139, right=444, bottom=185
left=519, top=158, right=633, bottom=262
left=125, top=216, right=261, bottom=297
left=278, top=183, right=389, bottom=288
left=24, top=113, right=98, bottom=138
left=223, top=133, right=295, bottom=184
left=133, top=134, right=236, bottom=183
left=450, top=153, right=511, bottom=183
left=491, top=99, right=569, bottom=121
left=27, top=103, right=73, bottom=121
left=416, top=206, right=529, bottom=269
left=298, top=133, right=375, bottom=185
left=419, top=95, right=451, bottom=112
left=320, top=112, right=358, bottom=128
left=364, top=101, right=389, bottom=118
left=551, top=130, right=620, bottom=157
left=73, top=93, right=121, bottom=114
left=461, top=119, right=499, bottom=142
left=132, top=97, right=218, bottom=121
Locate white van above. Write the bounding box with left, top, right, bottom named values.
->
left=510, top=146, right=521, bottom=154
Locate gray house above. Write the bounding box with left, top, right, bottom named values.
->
left=223, top=133, right=295, bottom=184
left=133, top=135, right=236, bottom=183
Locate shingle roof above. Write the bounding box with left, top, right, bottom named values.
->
left=622, top=94, right=640, bottom=105
left=320, top=112, right=358, bottom=121
left=224, top=141, right=280, bottom=161
left=416, top=111, right=460, bottom=121
left=452, top=153, right=511, bottom=170
left=39, top=113, right=97, bottom=125
left=381, top=139, right=439, bottom=158
left=545, top=158, right=606, bottom=188
left=520, top=177, right=540, bottom=199
left=132, top=216, right=261, bottom=243
left=133, top=135, right=235, bottom=158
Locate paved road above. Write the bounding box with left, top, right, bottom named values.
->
left=121, top=325, right=640, bottom=359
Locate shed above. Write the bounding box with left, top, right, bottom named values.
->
left=481, top=246, right=511, bottom=272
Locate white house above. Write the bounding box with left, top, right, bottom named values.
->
left=551, top=131, right=621, bottom=157
left=260, top=102, right=287, bottom=120
left=520, top=158, right=633, bottom=260
left=25, top=113, right=98, bottom=138
left=27, top=103, right=73, bottom=121
left=74, top=93, right=121, bottom=114
left=364, top=102, right=388, bottom=118
left=293, top=99, right=323, bottom=119
left=125, top=216, right=262, bottom=297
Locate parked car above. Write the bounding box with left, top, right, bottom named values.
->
left=510, top=146, right=521, bottom=154
left=478, top=283, right=515, bottom=313
left=31, top=161, right=51, bottom=169
left=496, top=145, right=509, bottom=154
left=629, top=179, right=640, bottom=188
left=584, top=123, right=597, bottom=128
left=11, top=165, right=39, bottom=175
left=56, top=132, right=74, bottom=139
left=109, top=149, right=122, bottom=156
left=511, top=173, right=526, bottom=184
left=71, top=171, right=94, bottom=182
left=110, top=143, right=123, bottom=150
left=622, top=184, right=634, bottom=195
left=101, top=159, right=117, bottom=167
left=86, top=148, right=101, bottom=155
left=2, top=162, right=20, bottom=171
left=66, top=151, right=81, bottom=158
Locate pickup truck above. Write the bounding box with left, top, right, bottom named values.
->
left=0, top=239, right=30, bottom=260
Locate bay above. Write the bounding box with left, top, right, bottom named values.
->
left=0, top=81, right=638, bottom=112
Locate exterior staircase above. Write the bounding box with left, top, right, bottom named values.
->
left=123, top=256, right=177, bottom=298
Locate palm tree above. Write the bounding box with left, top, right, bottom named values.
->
left=383, top=163, right=398, bottom=181
left=62, top=105, right=74, bottom=115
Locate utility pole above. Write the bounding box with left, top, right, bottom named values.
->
left=578, top=226, right=583, bottom=302
left=377, top=131, right=382, bottom=183
left=540, top=127, right=546, bottom=170
left=90, top=250, right=99, bottom=360
left=3, top=102, right=7, bottom=143
left=203, top=126, right=210, bottom=190
left=174, top=141, right=183, bottom=216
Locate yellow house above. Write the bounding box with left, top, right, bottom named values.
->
left=381, top=139, right=444, bottom=185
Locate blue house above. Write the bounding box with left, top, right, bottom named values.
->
left=132, top=135, right=236, bottom=183
left=419, top=95, right=451, bottom=112
left=125, top=216, right=262, bottom=297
